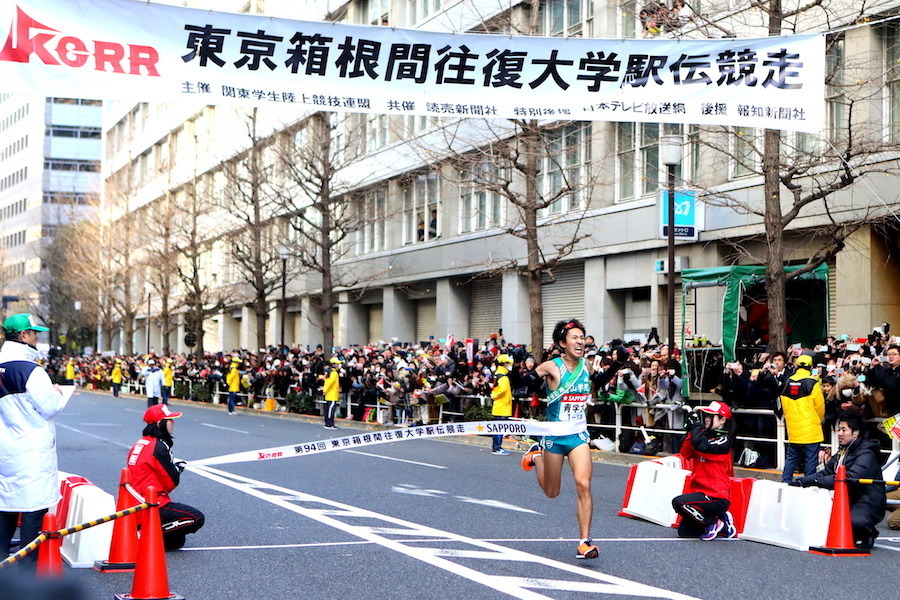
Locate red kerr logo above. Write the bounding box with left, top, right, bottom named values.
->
left=0, top=5, right=160, bottom=76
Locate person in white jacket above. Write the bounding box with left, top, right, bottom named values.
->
left=0, top=313, right=67, bottom=571
left=145, top=360, right=164, bottom=408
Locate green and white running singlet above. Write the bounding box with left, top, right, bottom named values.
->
left=543, top=357, right=591, bottom=455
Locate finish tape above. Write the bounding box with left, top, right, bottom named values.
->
left=190, top=420, right=584, bottom=466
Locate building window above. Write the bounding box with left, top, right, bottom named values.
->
left=410, top=0, right=442, bottom=25
left=370, top=0, right=389, bottom=25
left=403, top=172, right=440, bottom=244
left=617, top=122, right=683, bottom=201
left=460, top=158, right=503, bottom=233
left=885, top=23, right=900, bottom=142
left=732, top=126, right=758, bottom=178
left=360, top=187, right=387, bottom=253
left=539, top=123, right=591, bottom=214
left=540, top=0, right=583, bottom=37
left=366, top=113, right=389, bottom=153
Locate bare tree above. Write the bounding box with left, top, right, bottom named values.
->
left=271, top=111, right=384, bottom=358
left=430, top=119, right=596, bottom=352
left=690, top=1, right=900, bottom=351
left=218, top=108, right=284, bottom=351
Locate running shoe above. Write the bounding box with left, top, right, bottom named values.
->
left=700, top=519, right=724, bottom=541
left=576, top=541, right=599, bottom=559
left=719, top=511, right=737, bottom=538
left=492, top=449, right=510, bottom=455
left=521, top=442, right=542, bottom=471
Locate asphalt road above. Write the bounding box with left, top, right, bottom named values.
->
left=33, top=389, right=900, bottom=599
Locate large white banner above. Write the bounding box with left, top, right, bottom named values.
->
left=0, top=0, right=825, bottom=131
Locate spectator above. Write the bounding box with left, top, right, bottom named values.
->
left=867, top=344, right=900, bottom=416
left=111, top=358, right=123, bottom=398
left=226, top=356, right=241, bottom=415
left=779, top=354, right=825, bottom=482
left=161, top=358, right=174, bottom=405
left=792, top=411, right=885, bottom=550
left=490, top=354, right=514, bottom=455
left=0, top=313, right=68, bottom=572
left=323, top=356, right=341, bottom=430
left=145, top=360, right=164, bottom=408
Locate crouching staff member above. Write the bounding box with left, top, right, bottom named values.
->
left=672, top=401, right=738, bottom=540
left=127, top=404, right=204, bottom=550
left=790, top=411, right=885, bottom=549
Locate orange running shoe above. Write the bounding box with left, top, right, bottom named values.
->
left=576, top=541, right=599, bottom=559
left=521, top=442, right=542, bottom=471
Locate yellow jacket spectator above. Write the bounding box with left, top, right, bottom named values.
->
left=65, top=360, right=76, bottom=383
left=490, top=355, right=514, bottom=455
left=324, top=368, right=340, bottom=402
left=779, top=354, right=825, bottom=482
left=491, top=362, right=513, bottom=418
left=226, top=358, right=241, bottom=415
left=111, top=360, right=123, bottom=398
left=163, top=362, right=174, bottom=387
left=323, top=357, right=341, bottom=429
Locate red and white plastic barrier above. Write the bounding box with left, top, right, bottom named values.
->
left=56, top=472, right=116, bottom=568
left=740, top=480, right=832, bottom=551
left=619, top=458, right=693, bottom=527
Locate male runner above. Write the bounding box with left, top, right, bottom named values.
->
left=520, top=319, right=625, bottom=559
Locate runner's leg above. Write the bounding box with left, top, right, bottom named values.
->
left=534, top=450, right=564, bottom=498
left=567, top=443, right=594, bottom=541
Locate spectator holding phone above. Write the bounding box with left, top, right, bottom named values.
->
left=866, top=344, right=900, bottom=417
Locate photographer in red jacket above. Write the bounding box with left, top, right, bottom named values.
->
left=127, top=404, right=204, bottom=550
left=671, top=401, right=737, bottom=540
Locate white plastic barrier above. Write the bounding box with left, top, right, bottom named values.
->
left=740, top=480, right=832, bottom=551
left=621, top=460, right=692, bottom=527
left=60, top=482, right=116, bottom=568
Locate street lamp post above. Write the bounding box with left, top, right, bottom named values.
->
left=278, top=245, right=290, bottom=351
left=660, top=134, right=683, bottom=353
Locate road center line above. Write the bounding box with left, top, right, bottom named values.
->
left=344, top=449, right=447, bottom=468
left=201, top=423, right=249, bottom=434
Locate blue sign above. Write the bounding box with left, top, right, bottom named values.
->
left=659, top=189, right=702, bottom=241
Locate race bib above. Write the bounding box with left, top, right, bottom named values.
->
left=561, top=393, right=589, bottom=421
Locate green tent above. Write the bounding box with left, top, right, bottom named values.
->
left=680, top=264, right=830, bottom=364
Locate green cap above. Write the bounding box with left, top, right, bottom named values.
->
left=3, top=313, right=49, bottom=333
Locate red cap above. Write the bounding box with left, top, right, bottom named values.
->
left=697, top=400, right=732, bottom=419
left=143, top=404, right=183, bottom=423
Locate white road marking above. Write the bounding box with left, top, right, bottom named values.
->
left=181, top=541, right=373, bottom=551
left=179, top=537, right=697, bottom=553
left=56, top=423, right=131, bottom=449
left=189, top=464, right=700, bottom=600
left=345, top=449, right=447, bottom=468
left=201, top=423, right=249, bottom=434
left=454, top=495, right=542, bottom=514
left=391, top=483, right=448, bottom=497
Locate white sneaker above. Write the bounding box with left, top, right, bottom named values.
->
left=492, top=449, right=510, bottom=455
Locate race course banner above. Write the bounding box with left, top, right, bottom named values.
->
left=189, top=420, right=582, bottom=467
left=0, top=0, right=824, bottom=131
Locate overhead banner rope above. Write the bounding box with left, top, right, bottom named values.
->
left=189, top=420, right=582, bottom=467
left=0, top=0, right=824, bottom=131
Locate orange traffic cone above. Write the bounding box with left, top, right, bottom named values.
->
left=809, top=464, right=869, bottom=556
left=115, top=487, right=184, bottom=600
left=95, top=468, right=139, bottom=572
left=36, top=512, right=63, bottom=577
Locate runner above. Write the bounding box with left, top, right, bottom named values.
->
left=520, top=318, right=625, bottom=559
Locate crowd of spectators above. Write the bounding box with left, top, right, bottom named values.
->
left=45, top=327, right=900, bottom=459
